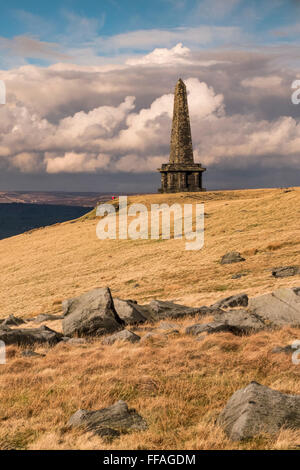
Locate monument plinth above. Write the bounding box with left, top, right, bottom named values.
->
left=158, top=79, right=206, bottom=193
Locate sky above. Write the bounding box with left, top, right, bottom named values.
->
left=1, top=0, right=300, bottom=192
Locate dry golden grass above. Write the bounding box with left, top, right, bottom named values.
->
left=0, top=187, right=300, bottom=449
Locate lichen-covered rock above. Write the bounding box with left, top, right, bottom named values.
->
left=217, top=382, right=300, bottom=440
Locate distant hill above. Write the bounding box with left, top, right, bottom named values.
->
left=0, top=203, right=93, bottom=239
left=0, top=191, right=136, bottom=206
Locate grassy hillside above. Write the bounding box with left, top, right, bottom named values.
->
left=0, top=188, right=300, bottom=450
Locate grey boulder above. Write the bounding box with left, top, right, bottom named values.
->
left=113, top=298, right=148, bottom=325
left=220, top=252, right=245, bottom=265
left=272, top=266, right=300, bottom=278
left=62, top=287, right=124, bottom=337
left=68, top=400, right=147, bottom=439
left=217, top=382, right=300, bottom=440
left=102, top=329, right=141, bottom=345
left=0, top=325, right=63, bottom=346
left=147, top=300, right=213, bottom=321
left=186, top=309, right=266, bottom=336
left=1, top=315, right=25, bottom=326
left=248, top=287, right=300, bottom=327
left=211, top=293, right=248, bottom=309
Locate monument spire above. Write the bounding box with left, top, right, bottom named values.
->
left=169, top=78, right=194, bottom=165
left=157, top=79, right=206, bottom=193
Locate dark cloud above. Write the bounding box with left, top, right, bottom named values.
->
left=1, top=43, right=300, bottom=191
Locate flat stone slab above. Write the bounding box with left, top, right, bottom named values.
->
left=217, top=382, right=300, bottom=440
left=186, top=310, right=266, bottom=337
left=0, top=325, right=63, bottom=346
left=248, top=287, right=300, bottom=327
left=147, top=300, right=217, bottom=321
left=102, top=329, right=140, bottom=345
left=68, top=400, right=147, bottom=439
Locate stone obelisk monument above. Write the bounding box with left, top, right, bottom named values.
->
left=158, top=78, right=206, bottom=192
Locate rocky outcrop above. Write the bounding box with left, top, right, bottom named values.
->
left=186, top=309, right=266, bottom=337
left=146, top=299, right=215, bottom=321
left=113, top=298, right=148, bottom=325
left=102, top=329, right=141, bottom=345
left=1, top=315, right=25, bottom=326
left=68, top=400, right=147, bottom=439
left=217, top=382, right=300, bottom=440
left=248, top=287, right=300, bottom=327
left=62, top=287, right=124, bottom=337
left=220, top=252, right=245, bottom=265
left=0, top=325, right=62, bottom=346
left=211, top=293, right=248, bottom=309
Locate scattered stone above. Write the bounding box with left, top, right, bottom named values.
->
left=293, top=287, right=300, bottom=296
left=21, top=350, right=46, bottom=358
left=140, top=332, right=166, bottom=343
left=68, top=400, right=147, bottom=439
left=32, top=314, right=64, bottom=323
left=186, top=310, right=266, bottom=337
left=211, top=293, right=248, bottom=309
left=102, top=329, right=141, bottom=345
left=217, top=382, right=300, bottom=440
left=220, top=252, right=245, bottom=265
left=62, top=288, right=124, bottom=337
left=65, top=338, right=87, bottom=345
left=113, top=298, right=148, bottom=325
left=213, top=309, right=266, bottom=334
left=0, top=325, right=63, bottom=346
left=272, top=266, right=300, bottom=278
left=231, top=273, right=247, bottom=279
left=271, top=345, right=294, bottom=354
left=248, top=287, right=300, bottom=327
left=1, top=315, right=25, bottom=326
left=186, top=321, right=231, bottom=336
